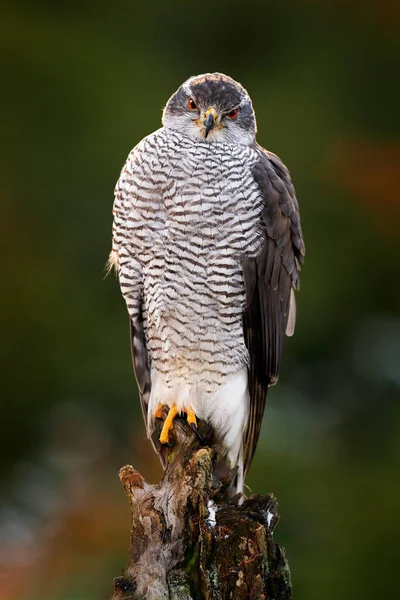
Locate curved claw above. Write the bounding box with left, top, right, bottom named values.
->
left=160, top=440, right=173, bottom=448
left=190, top=421, right=204, bottom=443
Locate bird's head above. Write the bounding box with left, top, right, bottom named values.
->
left=162, top=73, right=257, bottom=145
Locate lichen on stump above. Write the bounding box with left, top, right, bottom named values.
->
left=110, top=413, right=292, bottom=600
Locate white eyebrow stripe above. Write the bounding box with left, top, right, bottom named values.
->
left=182, top=81, right=193, bottom=96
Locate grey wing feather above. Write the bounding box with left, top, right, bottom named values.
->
left=130, top=308, right=167, bottom=467
left=129, top=308, right=151, bottom=424
left=242, top=146, right=305, bottom=476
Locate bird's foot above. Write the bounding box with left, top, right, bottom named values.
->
left=158, top=405, right=200, bottom=445
left=159, top=405, right=179, bottom=444
left=186, top=407, right=197, bottom=428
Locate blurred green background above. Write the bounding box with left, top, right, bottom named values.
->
left=1, top=1, right=399, bottom=598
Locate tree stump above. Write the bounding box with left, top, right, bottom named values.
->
left=110, top=414, right=292, bottom=600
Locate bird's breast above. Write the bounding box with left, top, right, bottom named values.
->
left=134, top=132, right=264, bottom=391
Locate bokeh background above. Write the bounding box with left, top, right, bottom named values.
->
left=1, top=1, right=399, bottom=598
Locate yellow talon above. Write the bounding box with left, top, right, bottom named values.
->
left=155, top=403, right=164, bottom=419
left=186, top=407, right=197, bottom=427
left=159, top=405, right=179, bottom=444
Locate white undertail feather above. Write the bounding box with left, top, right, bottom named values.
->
left=148, top=367, right=249, bottom=475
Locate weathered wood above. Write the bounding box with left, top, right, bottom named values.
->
left=110, top=414, right=292, bottom=600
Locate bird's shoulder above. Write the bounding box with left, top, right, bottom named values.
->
left=123, top=128, right=173, bottom=166
left=115, top=129, right=174, bottom=196
left=252, top=144, right=293, bottom=185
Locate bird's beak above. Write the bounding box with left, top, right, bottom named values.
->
left=203, top=107, right=219, bottom=138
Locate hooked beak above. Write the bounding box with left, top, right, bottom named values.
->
left=203, top=107, right=219, bottom=138
left=204, top=113, right=215, bottom=138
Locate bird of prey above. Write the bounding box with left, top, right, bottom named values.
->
left=109, top=73, right=304, bottom=493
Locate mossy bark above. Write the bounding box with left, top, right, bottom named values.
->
left=110, top=416, right=292, bottom=600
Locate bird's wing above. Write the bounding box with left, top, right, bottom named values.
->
left=129, top=309, right=152, bottom=427
left=242, top=146, right=305, bottom=476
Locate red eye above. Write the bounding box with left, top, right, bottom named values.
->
left=227, top=109, right=238, bottom=119
left=187, top=98, right=198, bottom=110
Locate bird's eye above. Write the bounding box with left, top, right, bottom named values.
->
left=227, top=109, right=238, bottom=119
left=187, top=98, right=198, bottom=110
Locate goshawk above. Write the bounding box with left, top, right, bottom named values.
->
left=109, top=73, right=305, bottom=492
